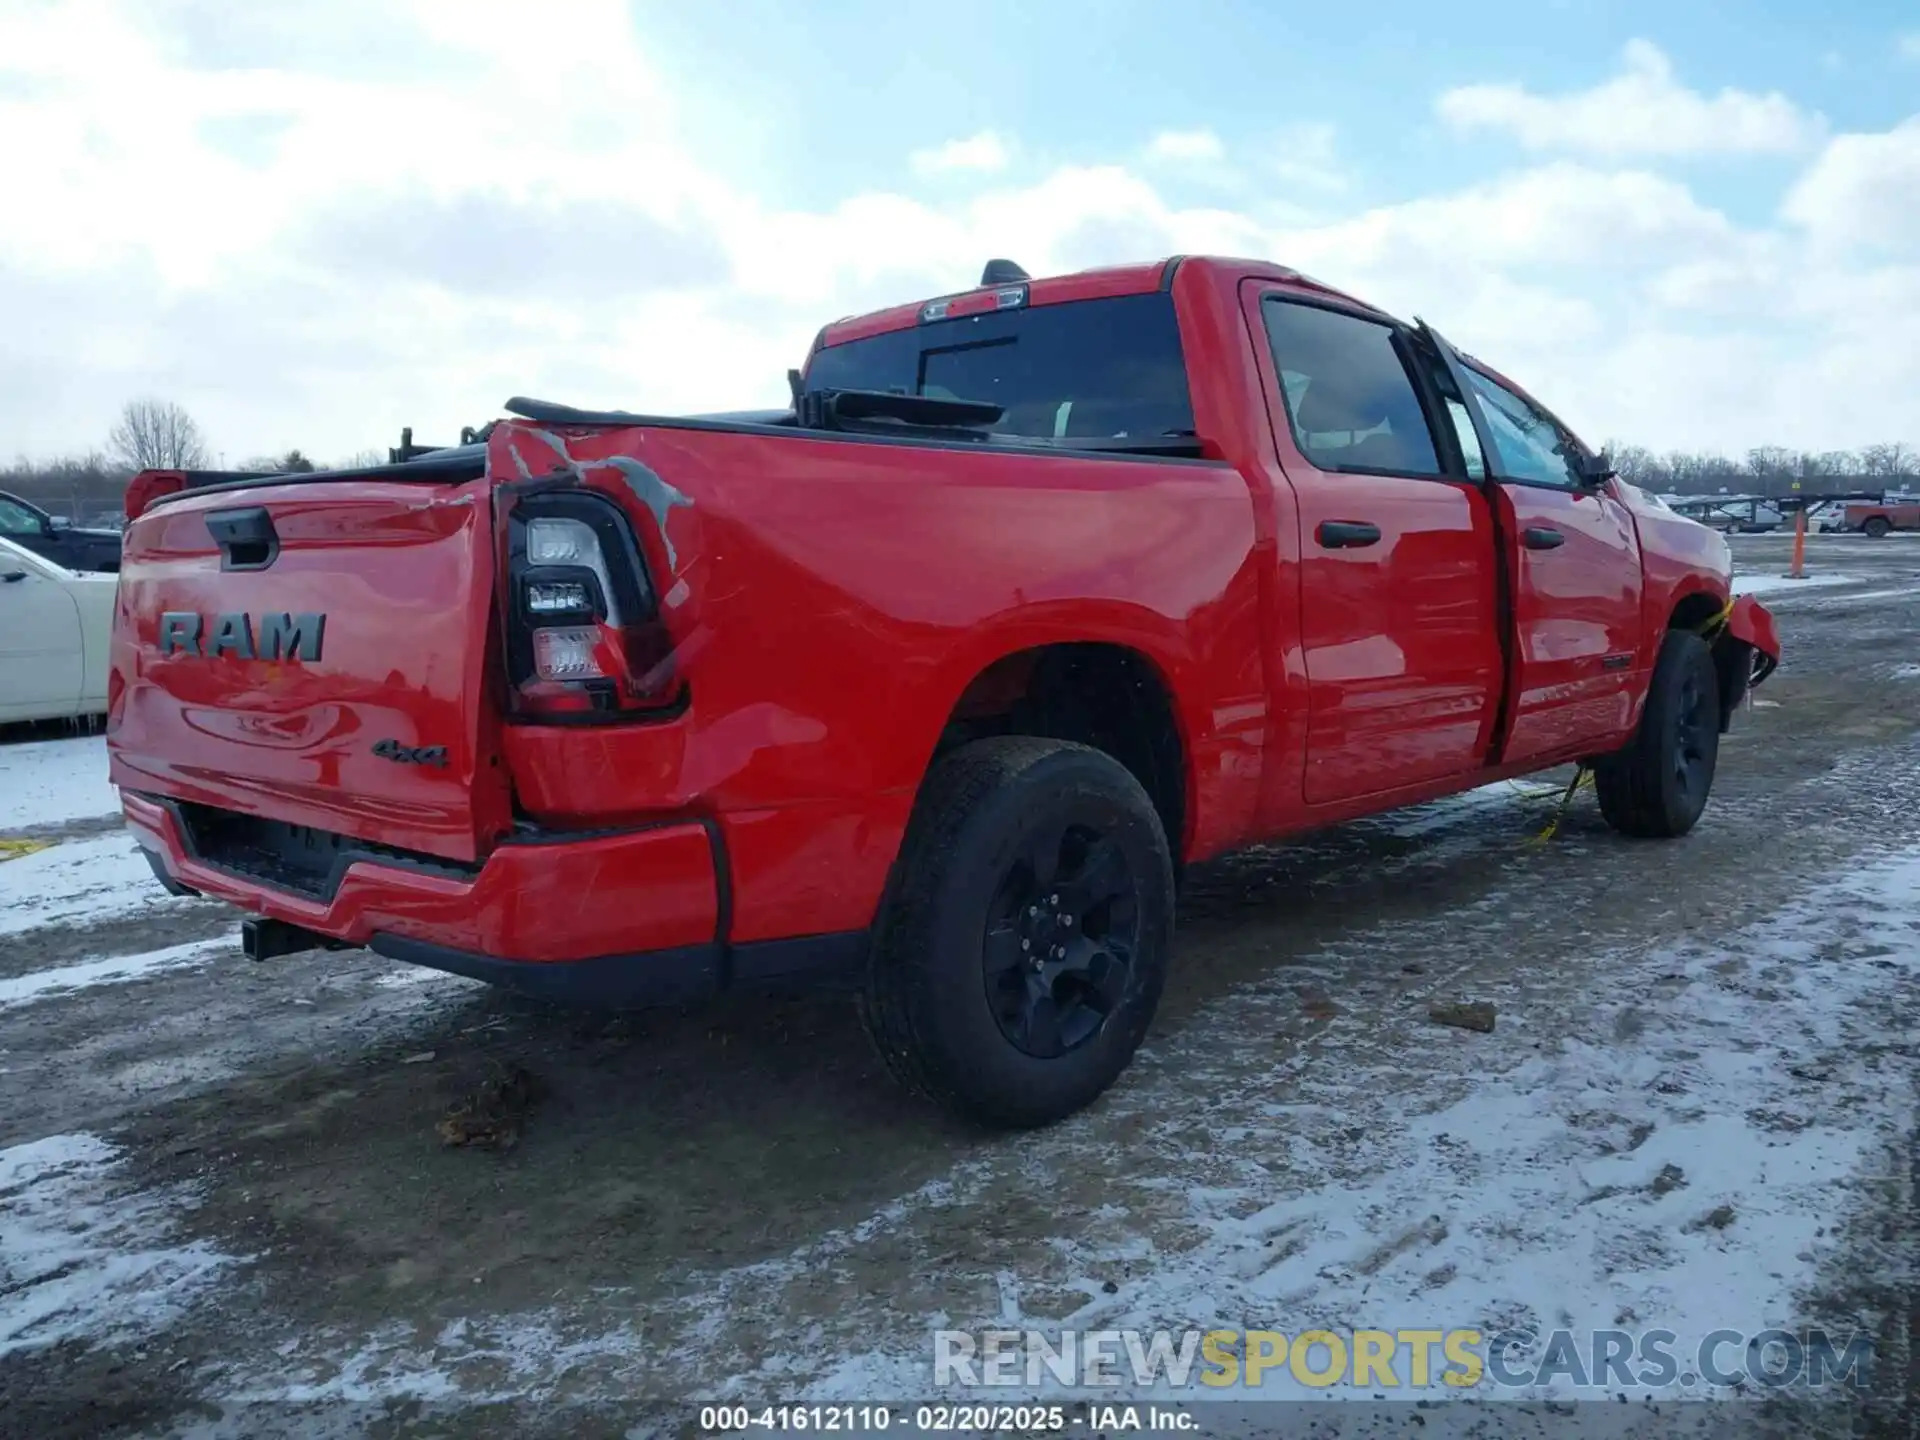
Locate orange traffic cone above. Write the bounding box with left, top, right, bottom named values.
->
left=1784, top=507, right=1807, bottom=579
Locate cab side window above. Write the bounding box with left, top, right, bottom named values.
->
left=1459, top=368, right=1583, bottom=490
left=1261, top=299, right=1445, bottom=478
left=0, top=497, right=41, bottom=535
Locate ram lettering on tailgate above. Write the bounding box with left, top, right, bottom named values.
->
left=157, top=611, right=326, bottom=662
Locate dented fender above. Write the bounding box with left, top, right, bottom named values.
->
left=1710, top=593, right=1781, bottom=730
left=1726, top=594, right=1780, bottom=670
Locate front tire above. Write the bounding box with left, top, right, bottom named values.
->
left=1863, top=516, right=1892, bottom=539
left=859, top=738, right=1174, bottom=1129
left=1595, top=629, right=1721, bottom=838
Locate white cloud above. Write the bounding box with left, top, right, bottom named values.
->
left=1901, top=33, right=1920, bottom=62
left=0, top=5, right=1913, bottom=464
left=1269, top=121, right=1347, bottom=192
left=1145, top=129, right=1225, bottom=164
left=1781, top=117, right=1920, bottom=255
left=1437, top=39, right=1825, bottom=158
left=908, top=132, right=1012, bottom=177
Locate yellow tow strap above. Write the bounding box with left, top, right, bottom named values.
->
left=1526, top=766, right=1594, bottom=846
left=0, top=838, right=54, bottom=863
left=1506, top=598, right=1729, bottom=847
left=1695, top=598, right=1734, bottom=640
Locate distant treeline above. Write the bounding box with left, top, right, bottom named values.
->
left=1, top=454, right=133, bottom=525
left=1601, top=443, right=1917, bottom=499
left=0, top=449, right=384, bottom=526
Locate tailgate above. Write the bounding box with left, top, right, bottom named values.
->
left=107, top=478, right=511, bottom=863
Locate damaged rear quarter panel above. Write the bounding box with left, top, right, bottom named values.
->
left=488, top=421, right=1264, bottom=942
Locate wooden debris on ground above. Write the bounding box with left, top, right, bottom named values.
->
left=437, top=1064, right=542, bottom=1151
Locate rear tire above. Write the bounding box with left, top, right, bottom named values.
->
left=1595, top=629, right=1721, bottom=839
left=1863, top=516, right=1892, bottom=539
left=859, top=737, right=1174, bottom=1129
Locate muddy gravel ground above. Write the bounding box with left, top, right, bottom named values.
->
left=3, top=534, right=1919, bottom=1439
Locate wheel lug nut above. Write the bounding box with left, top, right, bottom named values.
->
left=1021, top=939, right=1030, bottom=951
left=1028, top=906, right=1039, bottom=917
left=1062, top=915, right=1073, bottom=927
left=1048, top=894, right=1059, bottom=905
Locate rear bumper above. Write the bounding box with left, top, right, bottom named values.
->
left=123, top=793, right=865, bottom=1007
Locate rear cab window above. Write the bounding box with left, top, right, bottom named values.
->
left=802, top=293, right=1196, bottom=445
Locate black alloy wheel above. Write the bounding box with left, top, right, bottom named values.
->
left=982, top=821, right=1141, bottom=1059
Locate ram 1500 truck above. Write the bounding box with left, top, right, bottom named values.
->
left=108, top=256, right=1781, bottom=1128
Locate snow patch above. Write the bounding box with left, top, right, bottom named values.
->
left=373, top=964, right=479, bottom=991
left=0, top=1133, right=232, bottom=1357
left=1381, top=781, right=1559, bottom=839
left=1729, top=571, right=1854, bottom=597
left=0, top=938, right=232, bottom=1010
left=0, top=830, right=193, bottom=938
left=0, top=735, right=118, bottom=830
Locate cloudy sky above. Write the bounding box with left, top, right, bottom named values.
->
left=1, top=0, right=1916, bottom=465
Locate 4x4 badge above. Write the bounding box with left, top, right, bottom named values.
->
left=371, top=740, right=448, bottom=767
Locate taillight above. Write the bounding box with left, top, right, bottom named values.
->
left=125, top=470, right=187, bottom=522
left=503, top=491, right=681, bottom=720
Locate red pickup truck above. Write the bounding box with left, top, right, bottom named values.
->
left=1841, top=499, right=1920, bottom=537
left=108, top=256, right=1780, bottom=1128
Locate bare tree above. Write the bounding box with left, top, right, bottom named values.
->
left=1860, top=442, right=1918, bottom=482
left=108, top=399, right=210, bottom=472
left=1784, top=449, right=1859, bottom=485
left=1602, top=442, right=1660, bottom=488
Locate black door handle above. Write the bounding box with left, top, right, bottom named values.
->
left=1317, top=520, right=1382, bottom=549
left=1522, top=527, right=1565, bottom=550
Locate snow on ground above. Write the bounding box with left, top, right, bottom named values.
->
left=771, top=845, right=1920, bottom=1403
left=0, top=829, right=188, bottom=939
left=0, top=735, right=117, bottom=831
left=373, top=964, right=482, bottom=991
left=1799, top=583, right=1920, bottom=606
left=0, top=1132, right=233, bottom=1357
left=1729, top=571, right=1855, bottom=597
left=0, top=938, right=232, bottom=1010
left=204, top=840, right=1920, bottom=1410
left=1383, top=779, right=1565, bottom=839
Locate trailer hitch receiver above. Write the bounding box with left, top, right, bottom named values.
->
left=242, top=917, right=349, bottom=962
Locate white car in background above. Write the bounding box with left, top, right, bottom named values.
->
left=0, top=534, right=118, bottom=723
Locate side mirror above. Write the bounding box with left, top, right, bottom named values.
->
left=47, top=516, right=70, bottom=533
left=1580, top=449, right=1618, bottom=485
